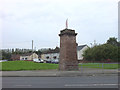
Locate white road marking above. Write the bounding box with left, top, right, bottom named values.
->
left=15, top=85, right=32, bottom=87
left=65, top=84, right=118, bottom=87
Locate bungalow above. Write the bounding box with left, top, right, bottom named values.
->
left=41, top=51, right=59, bottom=62
left=20, top=53, right=38, bottom=61
left=11, top=53, right=38, bottom=61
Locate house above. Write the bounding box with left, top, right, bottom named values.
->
left=77, top=45, right=88, bottom=60
left=20, top=53, right=38, bottom=61
left=41, top=45, right=88, bottom=62
left=41, top=51, right=59, bottom=61
left=11, top=54, right=20, bottom=61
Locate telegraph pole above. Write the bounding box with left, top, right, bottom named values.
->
left=34, top=47, right=36, bottom=51
left=32, top=40, right=33, bottom=60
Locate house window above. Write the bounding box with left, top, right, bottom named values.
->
left=53, top=56, right=56, bottom=59
left=25, top=58, right=27, bottom=60
left=46, top=56, right=49, bottom=59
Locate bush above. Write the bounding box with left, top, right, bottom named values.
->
left=83, top=44, right=119, bottom=62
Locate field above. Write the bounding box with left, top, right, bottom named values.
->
left=1, top=61, right=119, bottom=71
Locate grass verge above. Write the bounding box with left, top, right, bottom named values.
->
left=1, top=61, right=119, bottom=71
left=1, top=61, right=58, bottom=71
left=79, top=63, right=119, bottom=69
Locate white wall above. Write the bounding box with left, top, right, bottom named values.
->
left=20, top=53, right=38, bottom=60
left=41, top=53, right=59, bottom=61
left=77, top=46, right=88, bottom=60
left=20, top=56, right=29, bottom=60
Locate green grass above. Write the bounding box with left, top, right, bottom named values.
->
left=1, top=61, right=119, bottom=71
left=1, top=61, right=58, bottom=71
left=79, top=63, right=119, bottom=69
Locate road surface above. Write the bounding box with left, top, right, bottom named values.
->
left=2, top=75, right=118, bottom=88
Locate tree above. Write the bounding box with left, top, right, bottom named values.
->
left=34, top=50, right=42, bottom=55
left=83, top=44, right=118, bottom=62
left=83, top=37, right=119, bottom=62
left=107, top=37, right=118, bottom=46
left=118, top=41, right=120, bottom=47
left=1, top=50, right=12, bottom=61
left=54, top=46, right=60, bottom=52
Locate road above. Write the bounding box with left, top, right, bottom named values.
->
left=2, top=75, right=118, bottom=88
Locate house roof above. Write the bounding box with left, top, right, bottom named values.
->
left=42, top=50, right=59, bottom=54
left=77, top=45, right=87, bottom=51
left=20, top=53, right=37, bottom=56
left=20, top=53, right=32, bottom=56
left=11, top=53, right=37, bottom=59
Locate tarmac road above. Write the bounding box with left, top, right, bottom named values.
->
left=2, top=75, right=118, bottom=88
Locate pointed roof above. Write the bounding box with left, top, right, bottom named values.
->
left=77, top=45, right=88, bottom=51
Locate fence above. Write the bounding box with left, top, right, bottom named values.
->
left=78, top=63, right=118, bottom=75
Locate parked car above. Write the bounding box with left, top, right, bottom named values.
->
left=51, top=60, right=59, bottom=64
left=39, top=59, right=44, bottom=63
left=45, top=60, right=51, bottom=63
left=0, top=60, right=8, bottom=62
left=33, top=58, right=44, bottom=63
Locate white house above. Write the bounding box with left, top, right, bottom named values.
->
left=77, top=45, right=88, bottom=60
left=41, top=52, right=59, bottom=61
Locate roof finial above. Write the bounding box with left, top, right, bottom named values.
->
left=66, top=19, right=68, bottom=29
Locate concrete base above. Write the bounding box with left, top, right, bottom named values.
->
left=59, top=62, right=79, bottom=71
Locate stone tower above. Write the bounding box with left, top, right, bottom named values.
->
left=59, top=28, right=79, bottom=71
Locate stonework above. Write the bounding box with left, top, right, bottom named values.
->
left=59, top=28, right=79, bottom=71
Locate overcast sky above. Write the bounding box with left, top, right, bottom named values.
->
left=0, top=0, right=119, bottom=50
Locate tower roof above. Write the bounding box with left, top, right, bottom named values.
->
left=59, top=29, right=77, bottom=36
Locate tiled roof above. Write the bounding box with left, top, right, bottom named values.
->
left=77, top=45, right=87, bottom=51
left=42, top=50, right=59, bottom=54
left=20, top=53, right=32, bottom=56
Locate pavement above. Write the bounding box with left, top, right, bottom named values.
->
left=1, top=68, right=119, bottom=77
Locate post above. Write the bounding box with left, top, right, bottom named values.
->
left=81, top=63, right=83, bottom=74
left=32, top=40, right=33, bottom=60
left=102, top=63, right=104, bottom=74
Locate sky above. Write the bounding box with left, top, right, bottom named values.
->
left=0, top=0, right=119, bottom=50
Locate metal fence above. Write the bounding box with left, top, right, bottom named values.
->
left=78, top=63, right=118, bottom=75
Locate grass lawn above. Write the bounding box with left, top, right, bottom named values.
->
left=1, top=61, right=58, bottom=71
left=1, top=61, right=119, bottom=71
left=79, top=63, right=119, bottom=69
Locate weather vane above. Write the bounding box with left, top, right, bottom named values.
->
left=66, top=19, right=68, bottom=29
